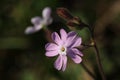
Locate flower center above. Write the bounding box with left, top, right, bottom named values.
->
left=58, top=46, right=67, bottom=55
left=61, top=47, right=65, bottom=52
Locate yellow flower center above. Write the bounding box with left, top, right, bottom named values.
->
left=61, top=47, right=65, bottom=52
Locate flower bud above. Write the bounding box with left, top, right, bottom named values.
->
left=57, top=7, right=89, bottom=30
left=56, top=8, right=74, bottom=21
left=67, top=17, right=89, bottom=30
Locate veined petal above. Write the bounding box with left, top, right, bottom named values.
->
left=31, top=16, right=42, bottom=25
left=66, top=31, right=77, bottom=47
left=52, top=32, right=61, bottom=45
left=72, top=48, right=83, bottom=56
left=67, top=31, right=77, bottom=38
left=67, top=49, right=76, bottom=58
left=54, top=55, right=62, bottom=70
left=42, top=7, right=51, bottom=19
left=45, top=50, right=58, bottom=57
left=71, top=55, right=82, bottom=64
left=71, top=37, right=82, bottom=47
left=60, top=29, right=67, bottom=41
left=45, top=43, right=58, bottom=51
left=62, top=55, right=67, bottom=71
left=24, top=26, right=36, bottom=34
left=67, top=49, right=82, bottom=63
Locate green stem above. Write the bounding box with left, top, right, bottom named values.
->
left=72, top=21, right=106, bottom=79
left=89, top=26, right=106, bottom=80
left=92, top=38, right=106, bottom=80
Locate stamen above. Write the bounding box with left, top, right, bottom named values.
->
left=61, top=47, right=65, bottom=52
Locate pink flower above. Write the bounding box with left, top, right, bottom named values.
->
left=45, top=29, right=83, bottom=71
left=25, top=7, right=52, bottom=34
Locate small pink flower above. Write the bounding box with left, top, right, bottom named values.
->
left=45, top=29, right=83, bottom=71
left=25, top=7, right=52, bottom=34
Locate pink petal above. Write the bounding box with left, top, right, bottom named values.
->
left=62, top=55, right=67, bottom=71
left=66, top=31, right=77, bottom=47
left=67, top=49, right=82, bottom=63
left=52, top=32, right=61, bottom=45
left=67, top=31, right=77, bottom=38
left=67, top=49, right=76, bottom=58
left=45, top=50, right=58, bottom=57
left=71, top=37, right=82, bottom=47
left=60, top=29, right=67, bottom=41
left=42, top=7, right=51, bottom=19
left=72, top=48, right=83, bottom=56
left=71, top=55, right=82, bottom=64
left=54, top=55, right=62, bottom=70
left=34, top=24, right=43, bottom=31
left=25, top=26, right=36, bottom=34
left=31, top=16, right=42, bottom=25
left=45, top=43, right=58, bottom=51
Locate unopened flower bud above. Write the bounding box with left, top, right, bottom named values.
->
left=67, top=18, right=89, bottom=30
left=67, top=21, right=77, bottom=27
left=56, top=8, right=74, bottom=21
left=57, top=7, right=89, bottom=30
left=71, top=17, right=81, bottom=24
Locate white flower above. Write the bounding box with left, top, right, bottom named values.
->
left=25, top=7, right=52, bottom=34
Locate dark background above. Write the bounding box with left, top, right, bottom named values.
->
left=0, top=0, right=120, bottom=80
